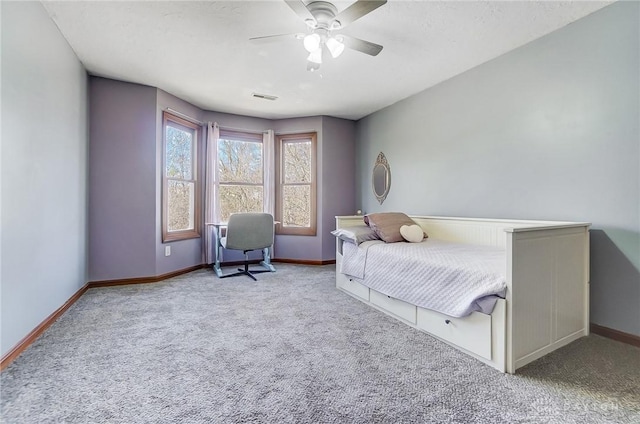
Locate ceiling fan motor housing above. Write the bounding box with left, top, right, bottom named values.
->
left=306, top=1, right=341, bottom=30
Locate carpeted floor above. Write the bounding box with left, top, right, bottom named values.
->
left=1, top=264, right=639, bottom=423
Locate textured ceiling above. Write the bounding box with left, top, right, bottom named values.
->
left=42, top=0, right=612, bottom=120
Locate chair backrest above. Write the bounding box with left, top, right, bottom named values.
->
left=224, top=213, right=274, bottom=251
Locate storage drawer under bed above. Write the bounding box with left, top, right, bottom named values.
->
left=417, top=306, right=492, bottom=360
left=370, top=290, right=417, bottom=324
left=336, top=273, right=370, bottom=301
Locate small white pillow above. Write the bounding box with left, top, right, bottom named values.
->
left=400, top=224, right=424, bottom=243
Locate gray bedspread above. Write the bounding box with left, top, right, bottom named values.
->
left=341, top=239, right=507, bottom=317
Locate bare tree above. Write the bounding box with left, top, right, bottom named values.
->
left=218, top=139, right=263, bottom=221
left=282, top=141, right=311, bottom=227
left=166, top=127, right=194, bottom=231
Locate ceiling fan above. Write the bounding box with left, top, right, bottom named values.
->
left=250, top=0, right=387, bottom=71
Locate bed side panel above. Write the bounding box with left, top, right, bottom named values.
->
left=509, top=226, right=590, bottom=369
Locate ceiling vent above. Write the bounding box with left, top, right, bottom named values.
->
left=252, top=93, right=278, bottom=101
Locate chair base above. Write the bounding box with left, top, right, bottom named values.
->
left=219, top=261, right=272, bottom=281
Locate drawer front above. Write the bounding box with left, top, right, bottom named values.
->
left=336, top=274, right=370, bottom=301
left=417, top=307, right=492, bottom=360
left=370, top=290, right=417, bottom=324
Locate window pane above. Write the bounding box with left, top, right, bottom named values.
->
left=166, top=126, right=193, bottom=179
left=218, top=139, right=263, bottom=184
left=167, top=180, right=195, bottom=231
left=284, top=141, right=311, bottom=184
left=282, top=185, right=310, bottom=227
left=219, top=184, right=263, bottom=222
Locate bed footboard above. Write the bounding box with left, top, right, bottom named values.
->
left=506, top=225, right=590, bottom=372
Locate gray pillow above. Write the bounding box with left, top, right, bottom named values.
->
left=331, top=225, right=380, bottom=245
left=365, top=212, right=421, bottom=243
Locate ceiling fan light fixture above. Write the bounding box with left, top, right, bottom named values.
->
left=326, top=36, right=345, bottom=58
left=307, top=47, right=323, bottom=64
left=303, top=33, right=321, bottom=53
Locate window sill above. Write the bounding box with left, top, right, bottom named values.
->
left=276, top=228, right=316, bottom=236
left=163, top=230, right=201, bottom=243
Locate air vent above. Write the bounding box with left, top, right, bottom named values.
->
left=252, top=93, right=278, bottom=101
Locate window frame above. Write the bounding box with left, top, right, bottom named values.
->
left=275, top=132, right=317, bottom=236
left=162, top=111, right=201, bottom=242
left=217, top=129, right=265, bottom=221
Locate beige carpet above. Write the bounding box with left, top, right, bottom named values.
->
left=2, top=264, right=639, bottom=423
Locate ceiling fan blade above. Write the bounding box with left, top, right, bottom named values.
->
left=333, top=0, right=387, bottom=28
left=249, top=33, right=304, bottom=44
left=284, top=0, right=315, bottom=21
left=340, top=35, right=383, bottom=56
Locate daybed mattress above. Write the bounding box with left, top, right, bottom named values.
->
left=341, top=239, right=507, bottom=317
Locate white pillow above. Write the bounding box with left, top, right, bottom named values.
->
left=331, top=225, right=380, bottom=245
left=400, top=224, right=424, bottom=243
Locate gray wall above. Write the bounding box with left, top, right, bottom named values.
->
left=321, top=117, right=356, bottom=260
left=272, top=116, right=357, bottom=262
left=272, top=116, right=325, bottom=261
left=89, top=81, right=356, bottom=278
left=89, top=78, right=158, bottom=281
left=1, top=1, right=88, bottom=356
left=355, top=2, right=639, bottom=336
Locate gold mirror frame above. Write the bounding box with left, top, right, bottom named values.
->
left=372, top=152, right=391, bottom=205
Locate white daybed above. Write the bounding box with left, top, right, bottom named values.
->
left=335, top=215, right=590, bottom=374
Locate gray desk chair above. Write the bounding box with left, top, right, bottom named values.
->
left=220, top=212, right=275, bottom=281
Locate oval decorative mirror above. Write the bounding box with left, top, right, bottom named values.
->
left=372, top=152, right=391, bottom=204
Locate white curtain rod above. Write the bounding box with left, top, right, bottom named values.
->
left=218, top=124, right=269, bottom=134
left=166, top=108, right=204, bottom=126
left=274, top=129, right=317, bottom=136
left=217, top=126, right=317, bottom=136
left=166, top=108, right=316, bottom=135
